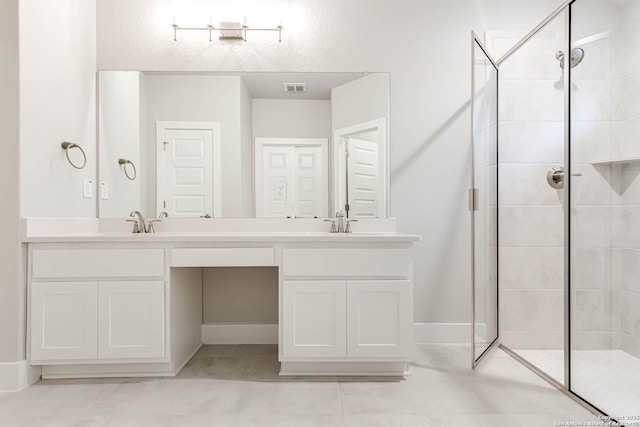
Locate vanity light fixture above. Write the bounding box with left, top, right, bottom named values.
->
left=172, top=22, right=282, bottom=42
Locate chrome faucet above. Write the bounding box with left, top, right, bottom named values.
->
left=324, top=218, right=337, bottom=233
left=345, top=219, right=358, bottom=233
left=128, top=210, right=146, bottom=234
left=336, top=211, right=345, bottom=233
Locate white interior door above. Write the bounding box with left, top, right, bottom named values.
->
left=347, top=138, right=380, bottom=218
left=294, top=146, right=325, bottom=217
left=157, top=122, right=221, bottom=218
left=255, top=138, right=328, bottom=218
left=259, top=146, right=294, bottom=218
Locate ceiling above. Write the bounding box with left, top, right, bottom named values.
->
left=144, top=71, right=367, bottom=100
left=606, top=0, right=632, bottom=7
left=239, top=72, right=366, bottom=100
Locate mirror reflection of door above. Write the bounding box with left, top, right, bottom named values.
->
left=334, top=118, right=386, bottom=219
left=346, top=137, right=380, bottom=218
left=156, top=121, right=221, bottom=218
left=255, top=138, right=328, bottom=218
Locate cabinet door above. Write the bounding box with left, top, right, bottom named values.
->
left=98, top=281, right=165, bottom=359
left=347, top=280, right=412, bottom=358
left=30, top=282, right=98, bottom=362
left=282, top=281, right=346, bottom=358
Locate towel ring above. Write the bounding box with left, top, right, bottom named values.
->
left=61, top=141, right=87, bottom=169
left=118, top=158, right=137, bottom=181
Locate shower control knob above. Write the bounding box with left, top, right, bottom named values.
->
left=547, top=166, right=565, bottom=189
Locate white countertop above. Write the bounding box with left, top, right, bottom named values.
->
left=21, top=218, right=421, bottom=244
left=23, top=231, right=421, bottom=243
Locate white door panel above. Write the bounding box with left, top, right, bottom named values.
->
left=282, top=280, right=347, bottom=358
left=347, top=138, right=380, bottom=218
left=98, top=281, right=165, bottom=360
left=261, top=146, right=294, bottom=218
left=255, top=138, right=328, bottom=218
left=30, top=282, right=98, bottom=362
left=164, top=129, right=212, bottom=217
left=346, top=280, right=412, bottom=358
left=294, top=146, right=325, bottom=217
left=156, top=122, right=221, bottom=217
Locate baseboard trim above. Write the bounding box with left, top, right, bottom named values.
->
left=414, top=323, right=480, bottom=344
left=201, top=323, right=475, bottom=345
left=173, top=342, right=204, bottom=374
left=280, top=361, right=409, bottom=376
left=201, top=324, right=278, bottom=344
left=0, top=360, right=41, bottom=392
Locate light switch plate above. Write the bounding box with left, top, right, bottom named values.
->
left=100, top=181, right=109, bottom=200
left=83, top=179, right=93, bottom=199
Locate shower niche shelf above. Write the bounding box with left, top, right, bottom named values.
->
left=591, top=157, right=640, bottom=166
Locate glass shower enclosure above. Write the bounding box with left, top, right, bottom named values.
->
left=471, top=0, right=640, bottom=421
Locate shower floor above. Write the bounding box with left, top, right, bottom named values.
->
left=513, top=349, right=640, bottom=420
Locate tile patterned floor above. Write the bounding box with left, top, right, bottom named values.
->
left=516, top=348, right=640, bottom=421
left=0, top=345, right=600, bottom=426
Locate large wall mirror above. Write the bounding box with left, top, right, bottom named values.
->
left=97, top=71, right=389, bottom=218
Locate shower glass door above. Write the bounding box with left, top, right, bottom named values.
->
left=570, top=0, right=640, bottom=420
left=471, top=33, right=499, bottom=367
left=494, top=8, right=567, bottom=385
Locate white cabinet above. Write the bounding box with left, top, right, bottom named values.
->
left=29, top=247, right=166, bottom=365
left=347, top=280, right=412, bottom=358
left=30, top=282, right=98, bottom=361
left=282, top=281, right=346, bottom=358
left=30, top=281, right=165, bottom=363
left=281, top=279, right=412, bottom=360
left=98, top=281, right=165, bottom=359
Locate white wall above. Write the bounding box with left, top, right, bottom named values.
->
left=19, top=0, right=97, bottom=218
left=0, top=0, right=22, bottom=363
left=202, top=268, right=278, bottom=324
left=98, top=72, right=141, bottom=218
left=141, top=74, right=244, bottom=217
left=331, top=73, right=389, bottom=131
left=96, top=0, right=566, bottom=326
left=240, top=80, right=254, bottom=217
left=252, top=99, right=331, bottom=138
left=0, top=0, right=96, bottom=371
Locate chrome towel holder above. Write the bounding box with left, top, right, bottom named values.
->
left=118, top=158, right=137, bottom=181
left=61, top=141, right=87, bottom=169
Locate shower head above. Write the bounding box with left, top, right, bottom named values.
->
left=556, top=48, right=584, bottom=69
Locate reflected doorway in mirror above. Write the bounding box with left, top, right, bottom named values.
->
left=255, top=138, right=328, bottom=218
left=334, top=118, right=387, bottom=219
left=156, top=121, right=222, bottom=218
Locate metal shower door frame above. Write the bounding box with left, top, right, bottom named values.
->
left=470, top=31, right=500, bottom=369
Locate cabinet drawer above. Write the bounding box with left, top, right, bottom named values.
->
left=32, top=249, right=165, bottom=279
left=171, top=248, right=275, bottom=267
left=283, top=248, right=411, bottom=277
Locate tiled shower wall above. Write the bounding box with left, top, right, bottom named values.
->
left=573, top=0, right=640, bottom=358
left=570, top=28, right=616, bottom=352
left=492, top=0, right=640, bottom=359
left=492, top=25, right=566, bottom=351
left=611, top=2, right=640, bottom=359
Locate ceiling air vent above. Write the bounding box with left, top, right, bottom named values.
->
left=283, top=83, right=306, bottom=93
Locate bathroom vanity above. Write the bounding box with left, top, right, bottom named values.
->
left=23, top=219, right=419, bottom=378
